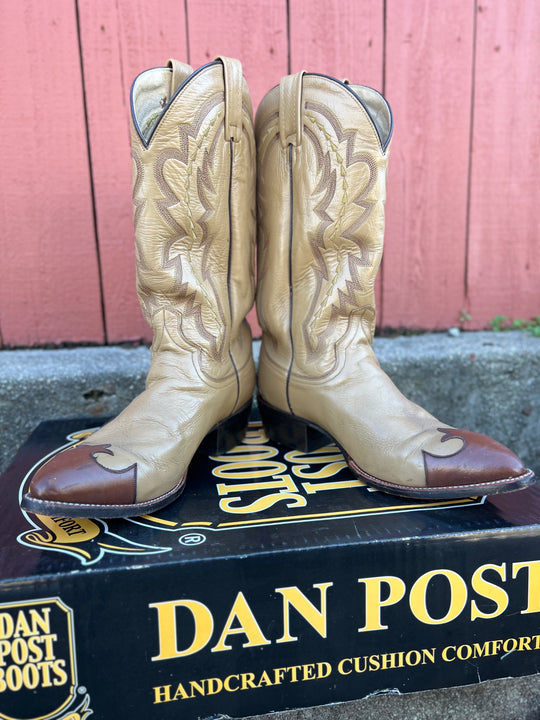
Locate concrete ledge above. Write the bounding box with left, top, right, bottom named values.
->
left=1, top=331, right=538, bottom=475
left=241, top=673, right=540, bottom=720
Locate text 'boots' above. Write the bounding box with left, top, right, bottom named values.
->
left=255, top=71, right=535, bottom=499
left=22, top=57, right=256, bottom=518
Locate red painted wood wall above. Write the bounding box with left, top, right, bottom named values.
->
left=1, top=0, right=538, bottom=347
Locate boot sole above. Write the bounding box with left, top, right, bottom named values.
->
left=258, top=395, right=536, bottom=500
left=21, top=400, right=252, bottom=519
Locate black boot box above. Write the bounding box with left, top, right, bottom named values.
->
left=0, top=413, right=539, bottom=720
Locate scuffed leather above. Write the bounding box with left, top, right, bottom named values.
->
left=27, top=59, right=256, bottom=511
left=256, top=72, right=529, bottom=492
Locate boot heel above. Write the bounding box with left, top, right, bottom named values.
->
left=199, top=399, right=252, bottom=455
left=258, top=395, right=333, bottom=452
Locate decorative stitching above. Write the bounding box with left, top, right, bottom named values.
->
left=299, top=103, right=379, bottom=363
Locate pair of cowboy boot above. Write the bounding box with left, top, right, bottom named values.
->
left=22, top=58, right=534, bottom=519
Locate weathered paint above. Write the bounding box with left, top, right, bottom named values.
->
left=0, top=0, right=104, bottom=346
left=467, top=1, right=540, bottom=328
left=0, top=0, right=537, bottom=346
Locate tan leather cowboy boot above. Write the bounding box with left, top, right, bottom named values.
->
left=22, top=58, right=256, bottom=518
left=255, top=71, right=535, bottom=499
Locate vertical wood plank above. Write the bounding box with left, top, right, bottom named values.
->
left=187, top=0, right=288, bottom=117
left=0, top=0, right=104, bottom=346
left=467, top=2, right=540, bottom=328
left=289, top=0, right=385, bottom=318
left=289, top=0, right=384, bottom=90
left=382, top=0, right=475, bottom=330
left=78, top=0, right=188, bottom=343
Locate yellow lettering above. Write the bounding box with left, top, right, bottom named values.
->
left=40, top=515, right=100, bottom=543
left=512, top=560, right=540, bottom=614
left=13, top=612, right=32, bottom=638
left=189, top=680, right=206, bottom=697
left=257, top=670, right=273, bottom=687
left=301, top=478, right=363, bottom=493
left=29, top=608, right=50, bottom=635
left=11, top=638, right=28, bottom=665
left=228, top=473, right=296, bottom=495
left=242, top=427, right=268, bottom=445
left=220, top=492, right=306, bottom=514
left=153, top=685, right=172, bottom=704
left=405, top=650, right=421, bottom=666
left=357, top=576, right=406, bottom=632
left=472, top=641, right=491, bottom=658
left=380, top=652, right=398, bottom=670
left=205, top=677, right=223, bottom=695
left=410, top=569, right=467, bottom=625
left=27, top=635, right=44, bottom=663
left=284, top=448, right=343, bottom=466
left=52, top=659, right=68, bottom=686
left=491, top=639, right=503, bottom=655
left=212, top=444, right=279, bottom=463
left=0, top=615, right=14, bottom=641
left=6, top=666, right=23, bottom=692
left=288, top=665, right=302, bottom=682
left=276, top=582, right=333, bottom=643
left=240, top=672, right=257, bottom=690
left=172, top=683, right=190, bottom=701
left=442, top=645, right=456, bottom=662
left=0, top=641, right=10, bottom=667
left=150, top=600, right=213, bottom=660
left=338, top=657, right=353, bottom=675
left=211, top=592, right=271, bottom=652
left=224, top=675, right=239, bottom=692
left=471, top=563, right=509, bottom=620
left=317, top=661, right=332, bottom=678
left=213, top=459, right=287, bottom=481
left=22, top=663, right=40, bottom=690
left=354, top=656, right=368, bottom=673
left=37, top=661, right=53, bottom=688
left=41, top=634, right=57, bottom=661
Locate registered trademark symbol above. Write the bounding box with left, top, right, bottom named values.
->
left=179, top=532, right=206, bottom=546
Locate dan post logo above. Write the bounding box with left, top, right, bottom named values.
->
left=204, top=423, right=485, bottom=528
left=0, top=598, right=90, bottom=720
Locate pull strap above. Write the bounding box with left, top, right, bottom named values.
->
left=166, top=58, right=193, bottom=96
left=215, top=56, right=243, bottom=142
left=279, top=71, right=306, bottom=148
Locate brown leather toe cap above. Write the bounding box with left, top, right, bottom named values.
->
left=424, top=428, right=526, bottom=489
left=27, top=443, right=137, bottom=507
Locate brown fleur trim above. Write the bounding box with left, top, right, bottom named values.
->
left=27, top=444, right=137, bottom=507
left=423, top=428, right=525, bottom=488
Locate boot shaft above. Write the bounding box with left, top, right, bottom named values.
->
left=130, top=59, right=256, bottom=371
left=256, top=73, right=392, bottom=381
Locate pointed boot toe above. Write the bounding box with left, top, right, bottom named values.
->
left=21, top=57, right=256, bottom=519
left=255, top=72, right=535, bottom=502
left=21, top=443, right=139, bottom=517
left=422, top=428, right=535, bottom=497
